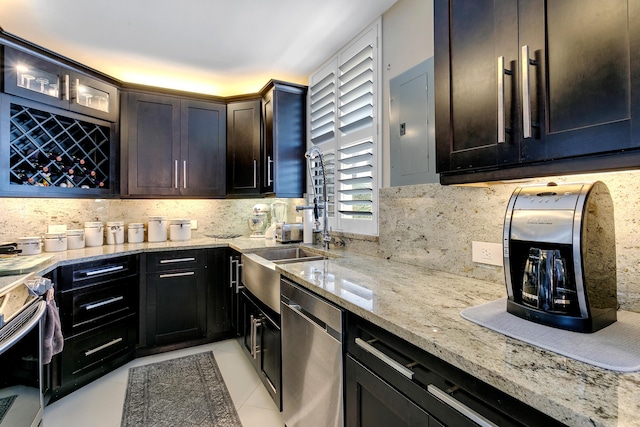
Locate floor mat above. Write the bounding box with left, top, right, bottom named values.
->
left=121, top=351, right=242, bottom=426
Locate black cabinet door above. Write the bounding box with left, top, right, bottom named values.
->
left=435, top=0, right=640, bottom=183
left=226, top=99, right=261, bottom=195
left=145, top=263, right=207, bottom=347
left=206, top=248, right=232, bottom=339
left=345, top=355, right=435, bottom=427
left=124, top=91, right=181, bottom=196
left=261, top=83, right=306, bottom=197
left=180, top=99, right=226, bottom=197
left=522, top=0, right=635, bottom=162
left=435, top=0, right=520, bottom=173
left=258, top=311, right=281, bottom=408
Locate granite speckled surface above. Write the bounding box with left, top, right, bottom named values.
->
left=277, top=249, right=640, bottom=427
left=0, top=203, right=638, bottom=425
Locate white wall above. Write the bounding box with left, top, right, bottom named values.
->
left=381, top=0, right=433, bottom=187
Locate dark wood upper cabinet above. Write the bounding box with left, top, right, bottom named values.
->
left=121, top=90, right=226, bottom=197
left=261, top=82, right=307, bottom=197
left=435, top=0, right=640, bottom=184
left=226, top=99, right=262, bottom=196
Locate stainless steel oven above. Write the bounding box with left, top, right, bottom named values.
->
left=0, top=287, right=46, bottom=427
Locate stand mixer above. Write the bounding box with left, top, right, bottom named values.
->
left=247, top=204, right=270, bottom=238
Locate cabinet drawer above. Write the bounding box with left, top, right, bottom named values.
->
left=58, top=255, right=138, bottom=290
left=146, top=250, right=205, bottom=272
left=62, top=315, right=136, bottom=383
left=59, top=277, right=137, bottom=336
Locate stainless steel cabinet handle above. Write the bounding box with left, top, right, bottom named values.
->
left=174, top=160, right=178, bottom=189
left=497, top=56, right=505, bottom=144
left=84, top=296, right=124, bottom=310
left=229, top=258, right=237, bottom=288
left=521, top=45, right=532, bottom=139
left=267, top=155, right=274, bottom=186
left=253, top=159, right=257, bottom=188
left=250, top=315, right=256, bottom=357
left=160, top=257, right=196, bottom=264
left=85, top=337, right=123, bottom=357
left=252, top=317, right=262, bottom=359
left=355, top=337, right=414, bottom=380
left=428, top=385, right=499, bottom=427
left=64, top=74, right=70, bottom=101
left=183, top=160, right=187, bottom=189
left=84, top=265, right=124, bottom=276
left=235, top=261, right=243, bottom=294
left=159, top=271, right=195, bottom=279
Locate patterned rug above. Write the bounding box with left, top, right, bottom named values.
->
left=121, top=352, right=242, bottom=427
left=0, top=395, right=17, bottom=424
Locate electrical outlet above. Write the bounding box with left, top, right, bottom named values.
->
left=471, top=241, right=503, bottom=266
left=190, top=220, right=198, bottom=230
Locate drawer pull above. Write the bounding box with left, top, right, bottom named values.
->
left=159, top=271, right=195, bottom=279
left=84, top=265, right=124, bottom=276
left=84, top=296, right=124, bottom=310
left=428, top=385, right=498, bottom=427
left=84, top=337, right=123, bottom=357
left=355, top=337, right=414, bottom=380
left=159, top=257, right=196, bottom=264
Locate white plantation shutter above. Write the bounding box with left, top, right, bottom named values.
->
left=309, top=60, right=337, bottom=145
left=307, top=19, right=380, bottom=236
left=309, top=149, right=335, bottom=219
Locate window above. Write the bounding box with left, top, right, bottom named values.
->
left=307, top=19, right=381, bottom=236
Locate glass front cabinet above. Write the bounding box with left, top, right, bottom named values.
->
left=0, top=42, right=119, bottom=197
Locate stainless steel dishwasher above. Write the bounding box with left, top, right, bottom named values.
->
left=281, top=277, right=344, bottom=427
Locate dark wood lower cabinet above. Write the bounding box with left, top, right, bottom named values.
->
left=346, top=314, right=566, bottom=427
left=239, top=289, right=281, bottom=409
left=142, top=250, right=207, bottom=350
left=346, top=355, right=441, bottom=427
left=50, top=255, right=139, bottom=402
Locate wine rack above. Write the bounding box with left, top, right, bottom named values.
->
left=9, top=102, right=111, bottom=189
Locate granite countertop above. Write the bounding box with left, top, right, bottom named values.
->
left=1, top=238, right=637, bottom=426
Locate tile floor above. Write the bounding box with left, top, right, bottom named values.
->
left=44, top=339, right=283, bottom=427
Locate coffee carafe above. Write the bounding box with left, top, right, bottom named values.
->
left=521, top=248, right=575, bottom=314
left=503, top=181, right=617, bottom=333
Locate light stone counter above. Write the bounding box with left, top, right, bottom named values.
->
left=1, top=239, right=636, bottom=426
left=277, top=251, right=640, bottom=427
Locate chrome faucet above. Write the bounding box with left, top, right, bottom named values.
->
left=296, top=146, right=330, bottom=249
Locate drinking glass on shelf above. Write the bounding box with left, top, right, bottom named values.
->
left=80, top=93, right=93, bottom=106
left=20, top=74, right=35, bottom=89
left=35, top=77, right=49, bottom=93
left=49, top=84, right=59, bottom=97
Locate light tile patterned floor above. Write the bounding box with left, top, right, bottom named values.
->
left=44, top=339, right=283, bottom=427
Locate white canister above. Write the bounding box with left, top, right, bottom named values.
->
left=169, top=219, right=192, bottom=241
left=147, top=216, right=167, bottom=242
left=128, top=223, right=145, bottom=243
left=44, top=233, right=67, bottom=252
left=66, top=229, right=85, bottom=249
left=106, top=221, right=125, bottom=245
left=17, top=236, right=42, bottom=256
left=84, top=222, right=104, bottom=247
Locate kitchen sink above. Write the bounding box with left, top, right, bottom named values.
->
left=252, top=247, right=326, bottom=264
left=241, top=246, right=329, bottom=314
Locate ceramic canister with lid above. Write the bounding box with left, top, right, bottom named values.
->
left=66, top=229, right=85, bottom=249
left=44, top=233, right=67, bottom=252
left=17, top=236, right=42, bottom=256
left=84, top=222, right=104, bottom=247
left=169, top=219, right=191, bottom=241
left=128, top=223, right=145, bottom=243
left=106, top=221, right=125, bottom=245
left=147, top=216, right=167, bottom=242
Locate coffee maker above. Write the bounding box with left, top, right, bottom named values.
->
left=503, top=181, right=617, bottom=332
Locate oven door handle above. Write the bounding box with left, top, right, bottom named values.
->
left=0, top=300, right=46, bottom=353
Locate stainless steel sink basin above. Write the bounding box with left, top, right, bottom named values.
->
left=241, top=246, right=328, bottom=314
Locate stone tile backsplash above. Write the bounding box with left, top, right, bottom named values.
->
left=379, top=170, right=640, bottom=312
left=2, top=168, right=639, bottom=312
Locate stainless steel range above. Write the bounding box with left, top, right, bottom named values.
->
left=0, top=281, right=47, bottom=427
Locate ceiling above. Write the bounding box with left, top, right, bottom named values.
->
left=0, top=0, right=397, bottom=96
